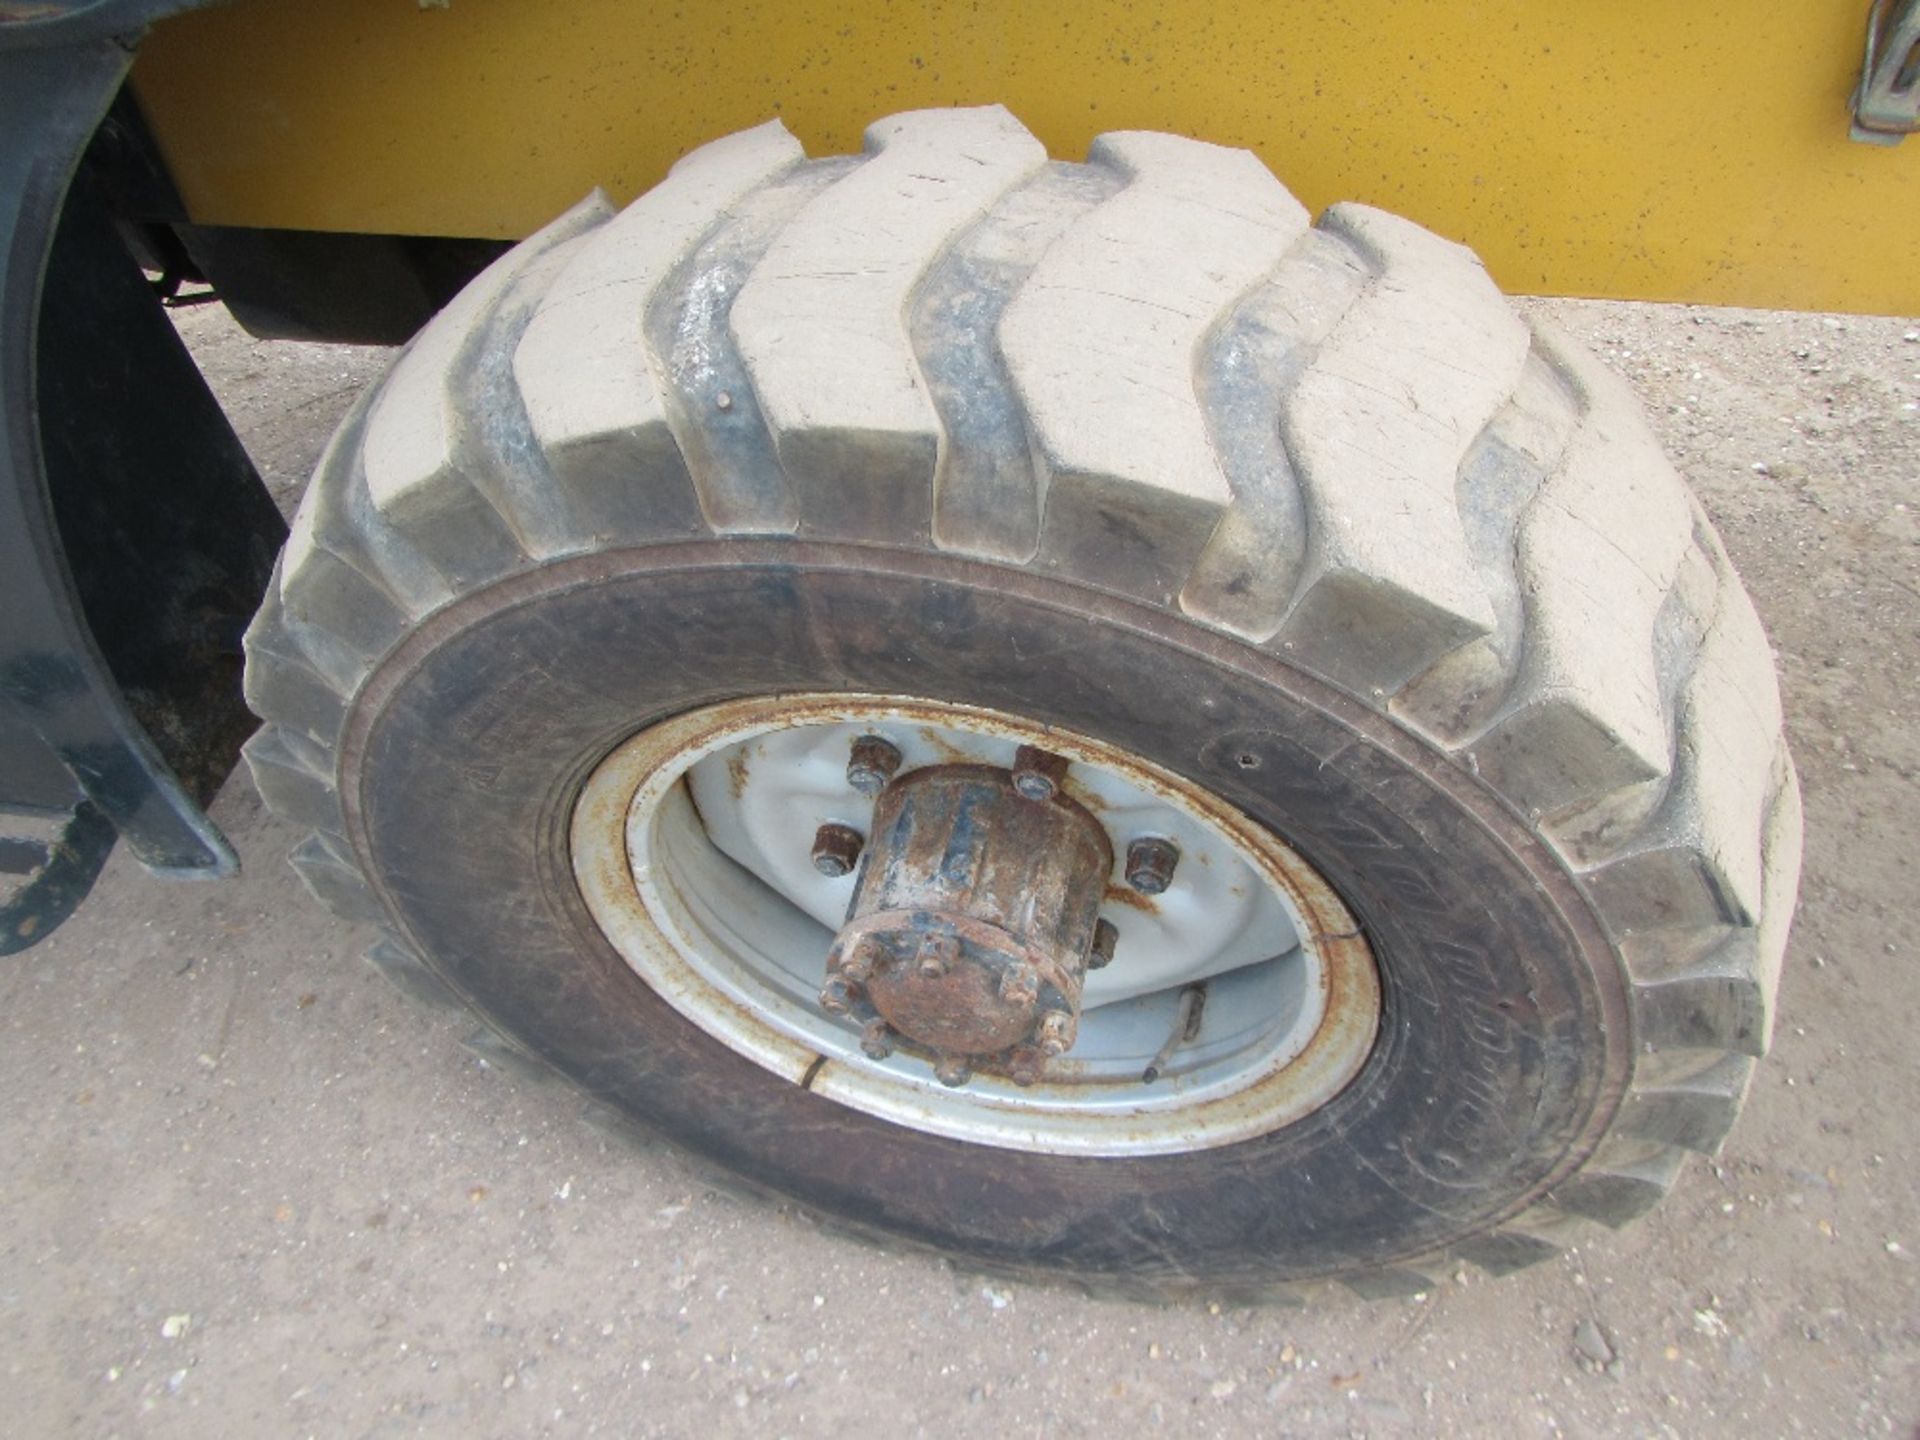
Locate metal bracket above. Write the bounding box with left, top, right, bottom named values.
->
left=0, top=800, right=116, bottom=956
left=0, top=24, right=287, bottom=947
left=1853, top=0, right=1920, bottom=145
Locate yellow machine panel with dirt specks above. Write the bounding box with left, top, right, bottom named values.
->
left=130, top=0, right=1919, bottom=314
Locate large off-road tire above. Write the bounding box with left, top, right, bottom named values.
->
left=242, top=108, right=1800, bottom=1301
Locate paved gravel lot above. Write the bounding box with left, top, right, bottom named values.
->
left=3, top=296, right=1916, bottom=1438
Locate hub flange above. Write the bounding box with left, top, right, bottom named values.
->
left=820, top=758, right=1113, bottom=1084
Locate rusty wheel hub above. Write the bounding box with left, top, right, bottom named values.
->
left=820, top=749, right=1113, bottom=1087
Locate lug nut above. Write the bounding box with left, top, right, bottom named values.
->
left=812, top=822, right=864, bottom=878
left=837, top=937, right=879, bottom=983
left=860, top=1019, right=896, bottom=1060
left=1089, top=917, right=1119, bottom=970
left=1035, top=1009, right=1077, bottom=1056
left=1125, top=836, right=1180, bottom=895
left=934, top=1055, right=973, bottom=1088
left=916, top=932, right=959, bottom=978
left=818, top=976, right=859, bottom=1015
left=1008, top=1045, right=1047, bottom=1087
left=846, top=735, right=903, bottom=797
left=1010, top=745, right=1070, bottom=802
left=999, top=965, right=1039, bottom=1007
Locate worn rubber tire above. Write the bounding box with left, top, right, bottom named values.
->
left=242, top=108, right=1800, bottom=1301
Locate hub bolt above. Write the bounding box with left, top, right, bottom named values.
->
left=934, top=1055, right=973, bottom=1088
left=999, top=966, right=1039, bottom=1007
left=1010, top=745, right=1070, bottom=802
left=812, top=822, right=864, bottom=878
left=1089, top=917, right=1119, bottom=970
left=916, top=933, right=959, bottom=978
left=860, top=1019, right=896, bottom=1061
left=1008, top=1045, right=1047, bottom=1087
left=837, top=937, right=879, bottom=983
left=1125, top=836, right=1181, bottom=895
left=846, top=735, right=903, bottom=797
left=818, top=975, right=859, bottom=1015
left=1035, top=1009, right=1077, bottom=1056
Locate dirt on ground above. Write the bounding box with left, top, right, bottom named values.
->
left=2, top=296, right=1915, bottom=1439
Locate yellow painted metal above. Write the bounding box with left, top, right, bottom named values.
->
left=130, top=0, right=1919, bottom=314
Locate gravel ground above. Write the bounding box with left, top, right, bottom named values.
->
left=2, top=296, right=1915, bottom=1438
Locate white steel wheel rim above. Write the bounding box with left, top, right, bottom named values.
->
left=570, top=694, right=1380, bottom=1157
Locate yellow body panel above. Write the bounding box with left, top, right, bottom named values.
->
left=131, top=0, right=1918, bottom=314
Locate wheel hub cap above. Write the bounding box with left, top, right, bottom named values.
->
left=824, top=754, right=1112, bottom=1085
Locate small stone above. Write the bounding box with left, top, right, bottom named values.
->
left=166, top=1369, right=188, bottom=1394
left=1148, top=1342, right=1163, bottom=1360
left=1573, top=1319, right=1614, bottom=1368
left=1692, top=1307, right=1730, bottom=1338
left=160, top=1314, right=191, bottom=1340
left=1279, top=1343, right=1296, bottom=1365
left=1210, top=1379, right=1238, bottom=1399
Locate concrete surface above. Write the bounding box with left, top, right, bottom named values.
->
left=2, top=297, right=1916, bottom=1438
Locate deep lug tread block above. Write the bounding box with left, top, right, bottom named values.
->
left=363, top=936, right=463, bottom=1009
left=734, top=107, right=1048, bottom=545
left=1000, top=129, right=1308, bottom=605
left=242, top=726, right=344, bottom=841
left=1449, top=1230, right=1566, bottom=1278
left=1548, top=1146, right=1688, bottom=1228
left=1619, top=1050, right=1756, bottom=1154
left=516, top=120, right=805, bottom=544
left=1340, top=1267, right=1444, bottom=1300
left=289, top=833, right=384, bottom=926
